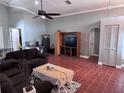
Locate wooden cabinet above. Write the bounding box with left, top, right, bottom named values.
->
left=55, top=31, right=81, bottom=57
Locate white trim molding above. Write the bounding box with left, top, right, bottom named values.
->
left=0, top=1, right=36, bottom=15
left=80, top=55, right=89, bottom=59
left=116, top=65, right=122, bottom=69
left=121, top=64, right=124, bottom=67
left=55, top=4, right=124, bottom=18
left=98, top=62, right=103, bottom=65
left=121, top=59, right=124, bottom=67
left=1, top=1, right=124, bottom=18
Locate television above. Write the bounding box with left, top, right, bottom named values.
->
left=64, top=37, right=77, bottom=47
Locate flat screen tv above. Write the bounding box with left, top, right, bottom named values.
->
left=64, top=37, right=77, bottom=47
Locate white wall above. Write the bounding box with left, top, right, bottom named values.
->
left=8, top=7, right=46, bottom=46
left=0, top=4, right=9, bottom=48
left=1, top=3, right=124, bottom=61
left=8, top=7, right=25, bottom=47
left=24, top=11, right=46, bottom=44
left=46, top=7, right=124, bottom=56
left=0, top=4, right=47, bottom=48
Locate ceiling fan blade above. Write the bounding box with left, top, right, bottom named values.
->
left=46, top=13, right=60, bottom=16
left=46, top=15, right=53, bottom=19
left=32, top=16, right=40, bottom=19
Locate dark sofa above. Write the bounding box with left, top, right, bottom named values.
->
left=4, top=48, right=48, bottom=75
left=0, top=60, right=53, bottom=93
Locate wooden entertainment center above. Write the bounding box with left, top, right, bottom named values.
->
left=55, top=31, right=81, bottom=57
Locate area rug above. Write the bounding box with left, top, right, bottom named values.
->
left=51, top=81, right=81, bottom=93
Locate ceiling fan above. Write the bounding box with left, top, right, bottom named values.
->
left=33, top=0, right=61, bottom=19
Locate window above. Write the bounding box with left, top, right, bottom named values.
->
left=0, top=27, right=4, bottom=49
left=122, top=39, right=124, bottom=59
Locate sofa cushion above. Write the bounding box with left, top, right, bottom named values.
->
left=37, top=53, right=48, bottom=59
left=30, top=58, right=47, bottom=67
left=0, top=73, right=17, bottom=93
left=5, top=50, right=25, bottom=60
left=2, top=68, right=20, bottom=77
left=23, top=48, right=38, bottom=60
left=34, top=77, right=53, bottom=93
left=0, top=59, right=19, bottom=72
left=11, top=72, right=29, bottom=86
left=15, top=82, right=30, bottom=93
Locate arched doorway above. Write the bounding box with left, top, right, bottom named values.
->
left=89, top=28, right=100, bottom=58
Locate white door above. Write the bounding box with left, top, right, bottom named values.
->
left=103, top=25, right=119, bottom=67
left=10, top=28, right=20, bottom=51
left=89, top=30, right=95, bottom=56
left=89, top=28, right=100, bottom=57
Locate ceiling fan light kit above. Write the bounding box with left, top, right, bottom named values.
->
left=65, top=0, right=72, bottom=5
left=33, top=0, right=61, bottom=19
left=34, top=0, right=39, bottom=5
left=41, top=15, right=46, bottom=19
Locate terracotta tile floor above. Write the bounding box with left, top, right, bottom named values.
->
left=48, top=55, right=124, bottom=93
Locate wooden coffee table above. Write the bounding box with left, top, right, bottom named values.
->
left=33, top=63, right=74, bottom=87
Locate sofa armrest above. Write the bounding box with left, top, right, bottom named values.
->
left=33, top=77, right=54, bottom=93
left=0, top=73, right=17, bottom=93
left=0, top=59, right=20, bottom=72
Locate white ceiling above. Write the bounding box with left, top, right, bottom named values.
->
left=0, top=0, right=124, bottom=17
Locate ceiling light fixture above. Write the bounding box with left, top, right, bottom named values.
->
left=35, top=0, right=39, bottom=5
left=41, top=15, right=46, bottom=19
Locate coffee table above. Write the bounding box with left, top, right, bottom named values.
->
left=33, top=63, right=74, bottom=87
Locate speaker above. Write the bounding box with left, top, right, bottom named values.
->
left=41, top=34, right=50, bottom=53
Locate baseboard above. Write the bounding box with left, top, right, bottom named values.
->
left=80, top=55, right=89, bottom=59
left=116, top=65, right=122, bottom=69
left=93, top=54, right=99, bottom=57
left=98, top=62, right=103, bottom=65
left=121, top=64, right=124, bottom=67
left=121, top=59, right=124, bottom=67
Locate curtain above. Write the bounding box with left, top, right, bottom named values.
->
left=0, top=27, right=4, bottom=49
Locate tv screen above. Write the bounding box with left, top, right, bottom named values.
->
left=69, top=37, right=77, bottom=47
left=64, top=37, right=69, bottom=46
left=64, top=37, right=77, bottom=47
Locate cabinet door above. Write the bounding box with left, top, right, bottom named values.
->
left=55, top=32, right=61, bottom=55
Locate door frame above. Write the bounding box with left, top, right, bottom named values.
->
left=9, top=28, right=22, bottom=51
left=89, top=29, right=95, bottom=57
left=89, top=28, right=100, bottom=57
